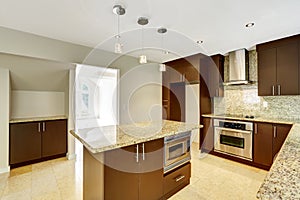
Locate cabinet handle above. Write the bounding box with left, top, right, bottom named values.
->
left=38, top=123, right=41, bottom=133
left=42, top=122, right=46, bottom=132
left=278, top=85, right=281, bottom=95
left=135, top=144, right=139, bottom=163
left=175, top=175, right=185, bottom=182
left=254, top=124, right=258, bottom=134
left=273, top=126, right=277, bottom=138
left=142, top=143, right=145, bottom=161
left=272, top=85, right=275, bottom=96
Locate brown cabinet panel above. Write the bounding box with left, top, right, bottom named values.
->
left=42, top=119, right=67, bottom=157
left=200, top=118, right=214, bottom=152
left=10, top=122, right=42, bottom=164
left=163, top=163, right=191, bottom=198
left=253, top=123, right=273, bottom=167
left=104, top=139, right=164, bottom=200
left=169, top=82, right=186, bottom=122
left=258, top=48, right=277, bottom=96
left=276, top=43, right=299, bottom=95
left=272, top=124, right=291, bottom=158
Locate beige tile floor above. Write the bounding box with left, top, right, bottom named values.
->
left=0, top=143, right=267, bottom=200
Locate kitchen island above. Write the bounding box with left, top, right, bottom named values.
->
left=70, top=120, right=201, bottom=200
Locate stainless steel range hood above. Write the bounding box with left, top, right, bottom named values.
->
left=223, top=49, right=249, bottom=85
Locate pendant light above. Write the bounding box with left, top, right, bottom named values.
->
left=137, top=17, right=149, bottom=64
left=113, top=5, right=125, bottom=54
left=157, top=27, right=168, bottom=71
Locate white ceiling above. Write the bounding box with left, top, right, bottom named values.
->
left=1, top=0, right=300, bottom=62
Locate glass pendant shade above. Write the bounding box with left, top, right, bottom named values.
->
left=139, top=55, right=147, bottom=64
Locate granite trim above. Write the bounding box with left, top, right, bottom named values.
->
left=9, top=116, right=68, bottom=123
left=70, top=120, right=202, bottom=154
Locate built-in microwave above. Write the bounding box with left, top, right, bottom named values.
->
left=164, top=131, right=191, bottom=173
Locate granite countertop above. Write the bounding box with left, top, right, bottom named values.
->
left=9, top=115, right=68, bottom=123
left=202, top=113, right=300, bottom=199
left=70, top=120, right=202, bottom=154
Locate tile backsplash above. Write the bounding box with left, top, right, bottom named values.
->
left=214, top=50, right=300, bottom=119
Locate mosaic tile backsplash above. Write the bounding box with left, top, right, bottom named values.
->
left=214, top=50, right=300, bottom=119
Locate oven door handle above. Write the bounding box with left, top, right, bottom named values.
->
left=215, top=127, right=252, bottom=134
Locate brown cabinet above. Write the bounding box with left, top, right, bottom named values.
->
left=162, top=54, right=201, bottom=120
left=257, top=35, right=300, bottom=96
left=10, top=119, right=67, bottom=166
left=253, top=122, right=291, bottom=168
left=104, top=138, right=163, bottom=200
left=200, top=54, right=224, bottom=97
left=163, top=162, right=191, bottom=199
left=169, top=82, right=186, bottom=122
left=200, top=118, right=214, bottom=153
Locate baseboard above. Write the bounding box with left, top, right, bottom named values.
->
left=0, top=166, right=10, bottom=174
left=67, top=153, right=76, bottom=160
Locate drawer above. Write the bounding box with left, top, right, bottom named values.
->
left=163, top=163, right=191, bottom=195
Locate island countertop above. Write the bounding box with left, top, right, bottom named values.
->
left=202, top=113, right=300, bottom=199
left=70, top=120, right=202, bottom=154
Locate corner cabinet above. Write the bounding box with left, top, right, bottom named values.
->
left=104, top=138, right=164, bottom=200
left=200, top=117, right=214, bottom=153
left=253, top=122, right=291, bottom=168
left=257, top=34, right=300, bottom=96
left=9, top=119, right=67, bottom=167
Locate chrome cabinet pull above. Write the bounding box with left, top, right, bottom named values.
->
left=142, top=143, right=145, bottom=161
left=278, top=85, right=281, bottom=95
left=272, top=85, right=275, bottom=96
left=38, top=123, right=41, bottom=132
left=175, top=175, right=185, bottom=182
left=42, top=122, right=46, bottom=132
left=254, top=123, right=258, bottom=134
left=273, top=126, right=277, bottom=138
left=135, top=144, right=139, bottom=163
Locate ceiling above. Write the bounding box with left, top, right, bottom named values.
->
left=1, top=0, right=300, bottom=62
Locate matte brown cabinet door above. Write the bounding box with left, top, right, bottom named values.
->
left=169, top=82, right=186, bottom=122
left=104, top=139, right=163, bottom=200
left=253, top=123, right=273, bottom=167
left=272, top=124, right=291, bottom=158
left=257, top=35, right=300, bottom=96
left=258, top=48, right=277, bottom=96
left=276, top=43, right=299, bottom=95
left=10, top=122, right=42, bottom=164
left=42, top=120, right=67, bottom=157
left=200, top=118, right=214, bottom=153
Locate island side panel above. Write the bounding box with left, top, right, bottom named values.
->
left=83, top=148, right=104, bottom=200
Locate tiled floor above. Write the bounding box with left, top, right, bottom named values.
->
left=0, top=143, right=267, bottom=200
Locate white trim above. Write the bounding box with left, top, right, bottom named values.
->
left=67, top=153, right=76, bottom=160
left=0, top=166, right=10, bottom=174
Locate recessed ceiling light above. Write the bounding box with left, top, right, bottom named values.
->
left=196, top=40, right=203, bottom=44
left=245, top=22, right=255, bottom=28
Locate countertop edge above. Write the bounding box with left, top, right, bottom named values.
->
left=9, top=116, right=68, bottom=123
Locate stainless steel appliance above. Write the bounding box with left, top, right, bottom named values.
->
left=164, top=131, right=191, bottom=173
left=214, top=119, right=253, bottom=161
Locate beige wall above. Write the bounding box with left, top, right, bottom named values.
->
left=0, top=68, right=10, bottom=173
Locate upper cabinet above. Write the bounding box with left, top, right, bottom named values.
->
left=257, top=34, right=300, bottom=96
left=200, top=54, right=224, bottom=97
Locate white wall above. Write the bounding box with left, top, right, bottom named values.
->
left=11, top=90, right=65, bottom=119
left=0, top=68, right=10, bottom=173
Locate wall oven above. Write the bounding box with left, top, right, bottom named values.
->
left=164, top=131, right=191, bottom=173
left=214, top=119, right=253, bottom=161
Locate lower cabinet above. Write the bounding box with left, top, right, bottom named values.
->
left=200, top=117, right=214, bottom=153
left=163, top=163, right=191, bottom=199
left=253, top=122, right=291, bottom=168
left=10, top=119, right=67, bottom=166
left=104, top=138, right=164, bottom=200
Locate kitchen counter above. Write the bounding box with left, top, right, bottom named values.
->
left=70, top=120, right=202, bottom=153
left=202, top=114, right=300, bottom=199
left=9, top=115, right=67, bottom=123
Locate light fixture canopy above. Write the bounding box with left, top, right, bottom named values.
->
left=245, top=22, right=255, bottom=28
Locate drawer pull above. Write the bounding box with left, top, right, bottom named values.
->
left=175, top=175, right=185, bottom=182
